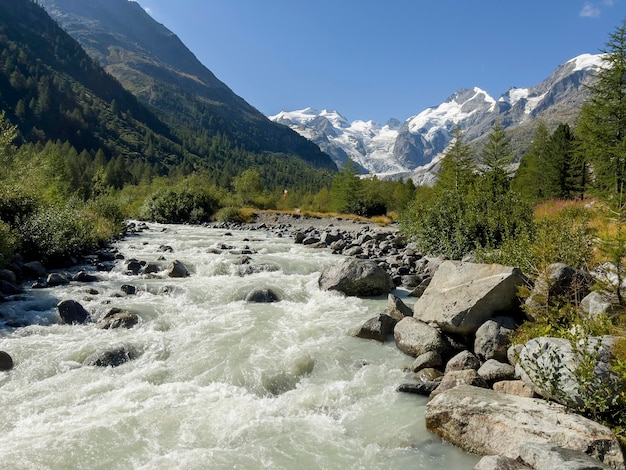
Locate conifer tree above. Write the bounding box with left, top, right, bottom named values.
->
left=480, top=121, right=513, bottom=176
left=438, top=127, right=475, bottom=192
left=577, top=19, right=626, bottom=195
left=576, top=19, right=626, bottom=305
left=512, top=121, right=549, bottom=202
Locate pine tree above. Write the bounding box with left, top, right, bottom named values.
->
left=438, top=127, right=475, bottom=192
left=480, top=121, right=513, bottom=176
left=329, top=159, right=362, bottom=214
left=512, top=121, right=549, bottom=202
left=576, top=19, right=626, bottom=305
left=576, top=19, right=626, bottom=195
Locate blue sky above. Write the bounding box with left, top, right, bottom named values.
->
left=138, top=0, right=625, bottom=124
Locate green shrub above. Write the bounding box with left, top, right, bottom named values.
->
left=0, top=220, right=18, bottom=267
left=140, top=187, right=221, bottom=224
left=477, top=206, right=593, bottom=277
left=0, top=186, right=38, bottom=226
left=19, top=203, right=96, bottom=261
left=216, top=206, right=246, bottom=223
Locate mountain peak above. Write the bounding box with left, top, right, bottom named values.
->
left=567, top=53, right=605, bottom=72
left=273, top=53, right=600, bottom=182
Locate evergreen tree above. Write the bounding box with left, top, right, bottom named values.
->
left=329, top=159, right=362, bottom=214
left=545, top=123, right=585, bottom=199
left=575, top=19, right=626, bottom=305
left=480, top=121, right=513, bottom=176
left=512, top=121, right=549, bottom=202
left=438, top=127, right=475, bottom=192
left=576, top=19, right=626, bottom=195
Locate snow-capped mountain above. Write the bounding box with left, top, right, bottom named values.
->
left=270, top=53, right=604, bottom=183
left=270, top=108, right=403, bottom=175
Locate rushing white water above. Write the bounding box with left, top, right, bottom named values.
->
left=0, top=223, right=478, bottom=469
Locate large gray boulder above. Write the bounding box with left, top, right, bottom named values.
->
left=474, top=317, right=515, bottom=362
left=318, top=258, right=394, bottom=297
left=383, top=294, right=413, bottom=322
left=354, top=314, right=395, bottom=341
left=474, top=455, right=531, bottom=470
left=413, top=261, right=526, bottom=336
left=425, top=385, right=624, bottom=469
left=393, top=316, right=449, bottom=357
left=430, top=369, right=488, bottom=398
left=516, top=336, right=619, bottom=409
left=519, top=442, right=614, bottom=470
left=167, top=260, right=190, bottom=278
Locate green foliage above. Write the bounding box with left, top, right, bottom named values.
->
left=438, top=127, right=475, bottom=192
left=140, top=185, right=222, bottom=224
left=18, top=200, right=102, bottom=262
left=328, top=159, right=363, bottom=214
left=233, top=168, right=262, bottom=206
left=0, top=220, right=18, bottom=267
left=402, top=124, right=532, bottom=259
left=480, top=121, right=513, bottom=175
left=576, top=19, right=626, bottom=196
left=215, top=206, right=246, bottom=224
left=478, top=205, right=593, bottom=277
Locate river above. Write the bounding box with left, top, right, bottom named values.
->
left=0, top=222, right=478, bottom=469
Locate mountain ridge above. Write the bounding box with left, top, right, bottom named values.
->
left=39, top=0, right=336, bottom=173
left=270, top=53, right=603, bottom=183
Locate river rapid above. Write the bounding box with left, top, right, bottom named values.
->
left=0, top=222, right=478, bottom=469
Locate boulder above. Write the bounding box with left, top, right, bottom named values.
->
left=413, top=261, right=526, bottom=336
left=57, top=300, right=90, bottom=324
left=167, top=260, right=190, bottom=278
left=0, top=280, right=20, bottom=296
left=430, top=369, right=488, bottom=398
left=519, top=442, right=614, bottom=470
left=354, top=314, right=395, bottom=341
left=414, top=367, right=444, bottom=383
left=474, top=455, right=531, bottom=470
left=245, top=288, right=280, bottom=303
left=396, top=381, right=439, bottom=396
left=83, top=344, right=137, bottom=367
left=474, top=317, right=515, bottom=362
left=0, top=269, right=17, bottom=285
left=507, top=344, right=524, bottom=366
left=238, top=263, right=281, bottom=276
left=99, top=309, right=140, bottom=329
left=120, top=284, right=137, bottom=295
left=516, top=336, right=619, bottom=408
left=0, top=350, right=13, bottom=371
left=73, top=271, right=98, bottom=282
left=581, top=291, right=620, bottom=320
left=22, top=261, right=46, bottom=280
left=445, top=350, right=481, bottom=373
left=125, top=259, right=143, bottom=275
left=411, top=351, right=443, bottom=372
left=320, top=231, right=342, bottom=245
left=492, top=380, right=537, bottom=398
left=46, top=273, right=70, bottom=287
left=393, top=317, right=449, bottom=357
left=141, top=263, right=161, bottom=274
left=318, top=258, right=394, bottom=297
left=425, top=385, right=624, bottom=469
left=383, top=294, right=413, bottom=322
left=408, top=277, right=431, bottom=298
left=477, top=359, right=515, bottom=383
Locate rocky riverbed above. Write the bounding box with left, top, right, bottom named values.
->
left=213, top=211, right=626, bottom=470
left=1, top=212, right=624, bottom=469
